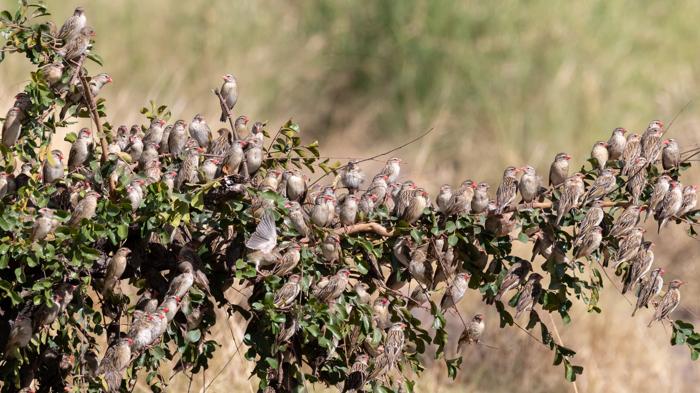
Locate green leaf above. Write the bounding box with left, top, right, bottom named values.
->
left=187, top=329, right=202, bottom=343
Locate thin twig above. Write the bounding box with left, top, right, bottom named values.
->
left=78, top=73, right=109, bottom=162
left=548, top=314, right=580, bottom=393
left=214, top=89, right=239, bottom=141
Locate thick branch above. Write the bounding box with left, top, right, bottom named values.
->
left=334, top=222, right=394, bottom=237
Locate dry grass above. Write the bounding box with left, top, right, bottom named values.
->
left=3, top=0, right=700, bottom=391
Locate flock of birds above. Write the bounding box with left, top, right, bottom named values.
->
left=0, top=5, right=698, bottom=393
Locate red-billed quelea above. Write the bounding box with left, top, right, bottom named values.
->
left=632, top=268, right=664, bottom=317
left=394, top=180, right=416, bottom=217
left=494, top=260, right=531, bottom=303
left=496, top=166, right=520, bottom=214
left=519, top=165, right=541, bottom=206
left=168, top=120, right=187, bottom=156
left=125, top=185, right=141, bottom=212
left=648, top=279, right=684, bottom=327
left=621, top=133, right=641, bottom=176
left=655, top=180, right=683, bottom=232
left=43, top=149, right=65, bottom=183
left=447, top=180, right=476, bottom=216
left=440, top=272, right=470, bottom=310
left=62, top=73, right=112, bottom=119
left=58, top=6, right=86, bottom=44
left=677, top=185, right=697, bottom=217
left=41, top=61, right=64, bottom=87
left=166, top=262, right=194, bottom=298
left=384, top=322, right=406, bottom=366
left=3, top=313, right=32, bottom=358
left=613, top=227, right=645, bottom=268
left=378, top=157, right=401, bottom=183
left=582, top=168, right=616, bottom=206
left=367, top=174, right=389, bottom=203
left=408, top=243, right=432, bottom=288
left=143, top=118, right=166, bottom=146
left=272, top=243, right=301, bottom=277
left=102, top=247, right=130, bottom=296
left=314, top=269, right=351, bottom=303
left=471, top=182, right=490, bottom=214
left=339, top=194, right=359, bottom=226
left=436, top=184, right=453, bottom=213
left=274, top=274, right=301, bottom=309
left=555, top=173, right=585, bottom=225
left=353, top=282, right=371, bottom=305
left=58, top=25, right=95, bottom=60
left=626, top=156, right=648, bottom=204
left=590, top=141, right=609, bottom=170
left=68, top=190, right=99, bottom=227
left=31, top=207, right=58, bottom=242
left=2, top=106, right=23, bottom=147
left=284, top=201, right=310, bottom=237
left=219, top=74, right=239, bottom=122
left=515, top=273, right=543, bottom=319
left=97, top=338, right=132, bottom=393
left=641, top=120, right=664, bottom=163
left=343, top=354, right=368, bottom=393
left=311, top=194, right=335, bottom=227
left=245, top=137, right=263, bottom=175
left=647, top=174, right=671, bottom=221
left=127, top=135, right=143, bottom=162
left=175, top=143, right=202, bottom=190
left=139, top=142, right=159, bottom=169
left=574, top=201, right=604, bottom=245
left=622, top=242, right=654, bottom=294
left=189, top=114, right=211, bottom=149
left=373, top=297, right=391, bottom=330
left=609, top=204, right=643, bottom=238
left=222, top=139, right=247, bottom=175
left=404, top=188, right=428, bottom=224
left=321, top=234, right=341, bottom=263
left=662, top=138, right=680, bottom=170
left=341, top=161, right=364, bottom=194
left=200, top=158, right=220, bottom=182
left=574, top=226, right=603, bottom=259
left=549, top=153, right=571, bottom=187
left=458, top=314, right=485, bottom=349
left=606, top=127, right=627, bottom=160
left=158, top=124, right=172, bottom=154
left=286, top=169, right=306, bottom=202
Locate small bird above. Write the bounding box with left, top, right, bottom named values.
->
left=662, top=139, right=681, bottom=170
left=98, top=338, right=133, bottom=393
left=574, top=226, right=603, bottom=259
left=285, top=169, right=307, bottom=202
left=143, top=159, right=162, bottom=184
left=440, top=272, right=471, bottom=310
left=166, top=263, right=195, bottom=298
left=158, top=125, right=172, bottom=154
left=548, top=153, right=571, bottom=187
left=622, top=242, right=654, bottom=294
left=495, top=166, right=520, bottom=214
left=408, top=243, right=432, bottom=288
left=163, top=171, right=177, bottom=194
left=127, top=135, right=143, bottom=162
left=102, top=247, right=131, bottom=296
left=175, top=143, right=202, bottom=190
left=403, top=188, right=428, bottom=224
left=341, top=161, right=364, bottom=194
left=244, top=138, right=263, bottom=175
left=436, top=184, right=453, bottom=213
left=378, top=157, right=401, bottom=183
left=471, top=182, right=490, bottom=214
left=314, top=269, right=351, bottom=303
left=590, top=141, right=609, bottom=170
left=648, top=279, right=684, bottom=327
left=57, top=6, right=86, bottom=45
left=31, top=207, right=58, bottom=242
left=219, top=74, right=239, bottom=122
left=125, top=185, right=142, bottom=212
left=632, top=268, right=664, bottom=317
left=210, top=127, right=232, bottom=156
left=625, top=157, right=648, bottom=204
left=246, top=211, right=278, bottom=255
left=446, top=180, right=476, bottom=216
left=582, top=168, right=616, bottom=206
left=367, top=174, right=389, bottom=203
left=606, top=127, right=627, bottom=160
left=69, top=191, right=99, bottom=226
left=613, top=227, right=645, bottom=268
left=189, top=114, right=212, bottom=149
left=372, top=297, right=391, bottom=330
left=519, top=165, right=540, bottom=205
left=40, top=61, right=65, bottom=87
left=574, top=201, right=604, bottom=244
left=366, top=351, right=391, bottom=382
left=143, top=118, right=167, bottom=146
left=270, top=243, right=301, bottom=276
left=353, top=282, right=371, bottom=305
left=458, top=314, right=485, bottom=349
left=555, top=173, right=585, bottom=225
left=514, top=273, right=543, bottom=319
left=339, top=194, right=359, bottom=226
left=655, top=181, right=683, bottom=231
left=222, top=139, right=247, bottom=175
left=641, top=120, right=664, bottom=164
left=285, top=201, right=310, bottom=237
left=609, top=204, right=643, bottom=238
left=140, top=142, right=160, bottom=171
left=43, top=149, right=65, bottom=183
left=647, top=174, right=671, bottom=220
left=168, top=120, right=187, bottom=156
left=3, top=313, right=33, bottom=358
left=57, top=25, right=95, bottom=60
left=494, top=260, right=531, bottom=303
left=274, top=274, right=301, bottom=308
left=677, top=185, right=697, bottom=217
left=621, top=133, right=641, bottom=176
left=200, top=158, right=220, bottom=182
left=311, top=194, right=335, bottom=227
left=394, top=180, right=417, bottom=217
left=384, top=322, right=406, bottom=366
left=61, top=73, right=112, bottom=119
left=408, top=286, right=430, bottom=310
left=321, top=234, right=341, bottom=264
left=343, top=354, right=369, bottom=393
left=2, top=106, right=23, bottom=147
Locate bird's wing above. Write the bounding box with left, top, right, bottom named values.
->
left=245, top=211, right=277, bottom=253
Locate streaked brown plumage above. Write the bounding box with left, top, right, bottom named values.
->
left=102, top=247, right=131, bottom=296
left=219, top=74, right=239, bottom=122
left=641, top=120, right=664, bottom=163
left=655, top=181, right=683, bottom=231
left=662, top=138, right=680, bottom=170
left=606, top=127, right=627, bottom=160
left=647, top=175, right=671, bottom=221
left=69, top=191, right=99, bottom=227
left=648, top=279, right=684, bottom=327
left=458, top=314, right=485, bottom=349
left=632, top=268, right=664, bottom=317
left=313, top=269, right=350, bottom=303
left=574, top=226, right=603, bottom=259
left=440, top=272, right=470, bottom=310
left=548, top=152, right=571, bottom=187
left=471, top=182, right=490, bottom=214
left=622, top=242, right=654, bottom=294
left=621, top=133, right=641, bottom=176
left=514, top=273, right=543, bottom=319
left=273, top=274, right=301, bottom=308
left=625, top=156, right=648, bottom=204
left=518, top=165, right=540, bottom=204
left=609, top=204, right=643, bottom=238
left=343, top=354, right=369, bottom=393
left=677, top=185, right=697, bottom=218
left=496, top=166, right=520, bottom=214
left=582, top=168, right=616, bottom=206
left=590, top=141, right=609, bottom=170
left=494, top=260, right=531, bottom=303
left=613, top=227, right=645, bottom=268
left=555, top=173, right=584, bottom=225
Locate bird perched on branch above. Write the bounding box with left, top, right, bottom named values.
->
left=606, top=127, right=627, bottom=160
left=590, top=141, right=609, bottom=170
left=548, top=153, right=571, bottom=187
left=496, top=166, right=520, bottom=214
left=648, top=279, right=684, bottom=327
left=57, top=6, right=86, bottom=45
left=219, top=73, right=239, bottom=122
left=662, top=139, right=680, bottom=170
left=632, top=268, right=664, bottom=317
left=458, top=314, right=485, bottom=349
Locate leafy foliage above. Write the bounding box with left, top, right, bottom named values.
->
left=0, top=2, right=699, bottom=393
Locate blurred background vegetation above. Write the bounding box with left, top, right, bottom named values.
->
left=2, top=0, right=700, bottom=391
